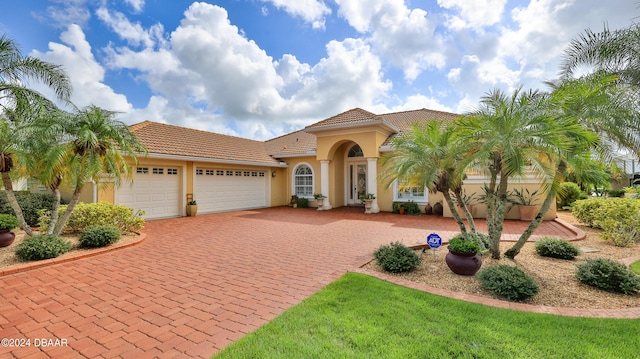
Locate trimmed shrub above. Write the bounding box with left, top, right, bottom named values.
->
left=534, top=237, right=580, bottom=260
left=607, top=189, right=626, bottom=198
left=572, top=198, right=640, bottom=246
left=374, top=242, right=421, bottom=273
left=477, top=265, right=539, bottom=301
left=392, top=201, right=421, bottom=215
left=39, top=202, right=145, bottom=233
left=79, top=225, right=121, bottom=248
left=556, top=182, right=586, bottom=208
left=576, top=258, right=640, bottom=295
left=297, top=197, right=309, bottom=208
left=0, top=192, right=64, bottom=227
left=15, top=235, right=73, bottom=261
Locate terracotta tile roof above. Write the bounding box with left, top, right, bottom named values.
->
left=130, top=121, right=280, bottom=165
left=264, top=130, right=317, bottom=157
left=379, top=108, right=460, bottom=146
left=304, top=108, right=386, bottom=130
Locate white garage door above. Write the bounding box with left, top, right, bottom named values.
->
left=116, top=166, right=181, bottom=219
left=195, top=168, right=267, bottom=213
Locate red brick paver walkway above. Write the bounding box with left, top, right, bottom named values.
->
left=0, top=207, right=627, bottom=358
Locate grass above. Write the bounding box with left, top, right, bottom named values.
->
left=214, top=273, right=639, bottom=359
left=631, top=260, right=640, bottom=275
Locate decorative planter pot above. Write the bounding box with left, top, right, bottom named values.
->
left=424, top=203, right=433, bottom=215
left=186, top=205, right=198, bottom=216
left=0, top=229, right=16, bottom=248
left=433, top=202, right=444, bottom=216
left=364, top=199, right=374, bottom=214
left=518, top=205, right=538, bottom=221
left=445, top=247, right=482, bottom=276
left=316, top=198, right=324, bottom=210
left=399, top=207, right=405, bottom=215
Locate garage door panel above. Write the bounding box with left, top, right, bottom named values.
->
left=195, top=169, right=267, bottom=213
left=116, top=167, right=181, bottom=219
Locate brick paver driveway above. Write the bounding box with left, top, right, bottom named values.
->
left=0, top=207, right=577, bottom=358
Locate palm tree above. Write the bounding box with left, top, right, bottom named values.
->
left=381, top=120, right=477, bottom=240
left=51, top=105, right=146, bottom=236
left=505, top=75, right=634, bottom=258
left=561, top=24, right=640, bottom=92
left=457, top=88, right=563, bottom=259
left=0, top=34, right=71, bottom=235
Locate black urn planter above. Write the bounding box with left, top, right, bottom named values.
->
left=445, top=247, right=482, bottom=276
left=0, top=229, right=16, bottom=248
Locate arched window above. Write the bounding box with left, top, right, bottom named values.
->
left=294, top=164, right=313, bottom=197
left=348, top=144, right=364, bottom=157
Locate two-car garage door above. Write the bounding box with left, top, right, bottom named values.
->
left=116, top=165, right=269, bottom=219
left=194, top=168, right=268, bottom=213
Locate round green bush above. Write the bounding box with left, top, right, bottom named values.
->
left=15, top=235, right=73, bottom=261
left=374, top=242, right=421, bottom=273
left=79, top=225, right=121, bottom=248
left=477, top=265, right=540, bottom=301
left=576, top=258, right=640, bottom=295
left=534, top=237, right=580, bottom=260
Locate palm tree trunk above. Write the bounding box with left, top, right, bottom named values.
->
left=487, top=174, right=510, bottom=259
left=1, top=172, right=34, bottom=236
left=46, top=188, right=62, bottom=235
left=453, top=189, right=477, bottom=233
left=52, top=186, right=83, bottom=236
left=442, top=190, right=470, bottom=240
left=505, top=160, right=568, bottom=259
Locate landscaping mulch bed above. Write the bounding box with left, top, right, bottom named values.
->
left=364, top=212, right=640, bottom=309
left=0, top=228, right=139, bottom=271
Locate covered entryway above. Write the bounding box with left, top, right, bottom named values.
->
left=194, top=168, right=268, bottom=213
left=116, top=166, right=182, bottom=219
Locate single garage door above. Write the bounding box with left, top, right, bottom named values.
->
left=195, top=168, right=267, bottom=213
left=116, top=166, right=181, bottom=219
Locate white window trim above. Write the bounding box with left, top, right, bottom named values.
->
left=292, top=162, right=315, bottom=199
left=393, top=180, right=428, bottom=203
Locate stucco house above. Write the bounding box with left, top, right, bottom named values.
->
left=87, top=107, right=554, bottom=220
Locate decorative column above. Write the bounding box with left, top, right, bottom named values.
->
left=366, top=157, right=380, bottom=213
left=320, top=160, right=332, bottom=210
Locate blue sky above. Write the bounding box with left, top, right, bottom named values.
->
left=0, top=0, right=637, bottom=140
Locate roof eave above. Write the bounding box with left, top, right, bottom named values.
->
left=305, top=120, right=399, bottom=134
left=136, top=152, right=288, bottom=168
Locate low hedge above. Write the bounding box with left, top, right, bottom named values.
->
left=15, top=234, right=73, bottom=261
left=534, top=237, right=580, bottom=260
left=79, top=225, right=122, bottom=248
left=572, top=198, right=640, bottom=247
left=374, top=242, right=421, bottom=273
left=477, top=265, right=539, bottom=301
left=576, top=258, right=640, bottom=295
left=39, top=202, right=145, bottom=233
left=0, top=192, right=64, bottom=227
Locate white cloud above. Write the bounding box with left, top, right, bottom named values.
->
left=437, top=0, right=507, bottom=30
left=39, top=0, right=91, bottom=28
left=335, top=0, right=446, bottom=81
left=102, top=2, right=391, bottom=139
left=124, top=0, right=145, bottom=13
left=259, top=0, right=331, bottom=29
left=96, top=7, right=165, bottom=48
left=30, top=24, right=131, bottom=113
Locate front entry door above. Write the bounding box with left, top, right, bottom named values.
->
left=347, top=162, right=367, bottom=205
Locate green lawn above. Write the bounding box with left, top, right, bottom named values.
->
left=214, top=272, right=639, bottom=359
left=631, top=260, right=640, bottom=275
